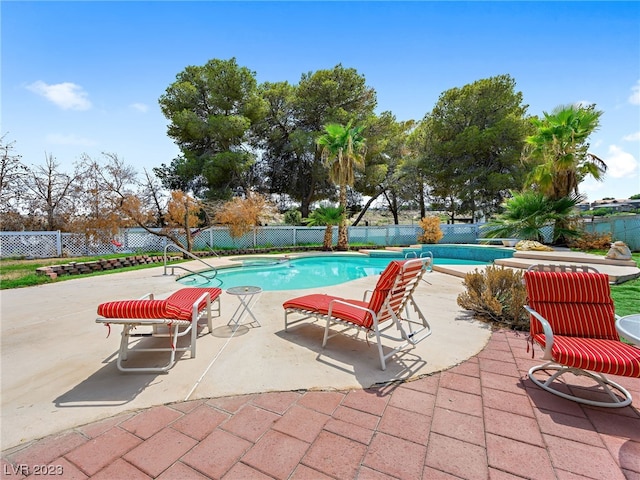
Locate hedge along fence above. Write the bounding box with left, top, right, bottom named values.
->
left=2, top=215, right=639, bottom=259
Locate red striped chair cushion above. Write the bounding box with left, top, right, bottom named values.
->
left=364, top=260, right=405, bottom=327
left=283, top=294, right=333, bottom=313
left=283, top=261, right=419, bottom=330
left=98, top=288, right=222, bottom=321
left=524, top=271, right=618, bottom=339
left=524, top=271, right=612, bottom=303
left=166, top=288, right=222, bottom=320
left=329, top=300, right=371, bottom=328
left=283, top=294, right=371, bottom=328
left=531, top=334, right=640, bottom=377
left=97, top=300, right=171, bottom=319
left=528, top=302, right=619, bottom=340
left=376, top=260, right=423, bottom=324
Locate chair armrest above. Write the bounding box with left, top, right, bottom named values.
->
left=327, top=298, right=376, bottom=324
left=191, top=291, right=212, bottom=319
left=362, top=290, right=374, bottom=302
left=524, top=305, right=554, bottom=359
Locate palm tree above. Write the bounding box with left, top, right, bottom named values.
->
left=484, top=191, right=582, bottom=244
left=525, top=104, right=606, bottom=200
left=304, top=206, right=345, bottom=251
left=317, top=121, right=366, bottom=250
left=524, top=104, right=605, bottom=244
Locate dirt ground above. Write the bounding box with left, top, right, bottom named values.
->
left=350, top=209, right=425, bottom=226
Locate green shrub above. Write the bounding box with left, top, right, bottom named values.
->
left=457, top=266, right=528, bottom=329
left=284, top=209, right=303, bottom=225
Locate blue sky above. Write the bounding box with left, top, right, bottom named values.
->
left=2, top=1, right=639, bottom=202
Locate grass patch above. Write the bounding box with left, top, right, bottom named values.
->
left=596, top=251, right=640, bottom=317
left=0, top=253, right=179, bottom=289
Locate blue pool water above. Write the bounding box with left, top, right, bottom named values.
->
left=178, top=254, right=487, bottom=291
left=369, top=244, right=515, bottom=262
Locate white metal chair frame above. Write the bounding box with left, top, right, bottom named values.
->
left=96, top=291, right=220, bottom=373
left=526, top=264, right=600, bottom=273
left=285, top=258, right=432, bottom=370
left=524, top=305, right=631, bottom=408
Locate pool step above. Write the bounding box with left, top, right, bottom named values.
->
left=494, top=256, right=639, bottom=284
left=512, top=250, right=637, bottom=267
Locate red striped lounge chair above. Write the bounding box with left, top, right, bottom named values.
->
left=524, top=270, right=640, bottom=407
left=283, top=257, right=432, bottom=370
left=96, top=287, right=222, bottom=373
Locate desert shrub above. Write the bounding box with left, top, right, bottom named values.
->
left=457, top=266, right=529, bottom=330
left=214, top=194, right=274, bottom=239
left=567, top=231, right=612, bottom=251
left=417, top=216, right=443, bottom=244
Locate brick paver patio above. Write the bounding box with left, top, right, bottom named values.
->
left=2, top=330, right=639, bottom=479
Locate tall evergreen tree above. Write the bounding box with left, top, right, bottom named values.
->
left=256, top=65, right=376, bottom=217
left=413, top=75, right=531, bottom=222
left=158, top=58, right=267, bottom=199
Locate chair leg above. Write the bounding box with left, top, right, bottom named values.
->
left=114, top=322, right=182, bottom=373
left=119, top=324, right=132, bottom=362
left=372, top=328, right=386, bottom=371
left=528, top=362, right=633, bottom=408
left=322, top=318, right=332, bottom=347
left=190, top=318, right=197, bottom=358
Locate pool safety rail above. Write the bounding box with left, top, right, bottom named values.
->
left=404, top=250, right=434, bottom=271
left=163, top=243, right=220, bottom=284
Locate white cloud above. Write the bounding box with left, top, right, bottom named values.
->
left=26, top=81, right=92, bottom=110
left=623, top=131, right=640, bottom=142
left=130, top=102, right=149, bottom=113
left=630, top=80, right=640, bottom=105
left=45, top=133, right=97, bottom=147
left=604, top=144, right=638, bottom=178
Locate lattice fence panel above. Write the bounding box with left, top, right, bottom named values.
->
left=291, top=226, right=328, bottom=246
left=119, top=229, right=166, bottom=252
left=209, top=227, right=253, bottom=249
left=61, top=233, right=113, bottom=256
left=0, top=232, right=59, bottom=258
left=349, top=226, right=388, bottom=246
left=255, top=227, right=295, bottom=248
left=3, top=216, right=637, bottom=259
left=585, top=215, right=640, bottom=251
left=441, top=224, right=480, bottom=244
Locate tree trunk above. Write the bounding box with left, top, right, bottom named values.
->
left=383, top=191, right=400, bottom=225
left=337, top=184, right=348, bottom=250
left=323, top=225, right=333, bottom=251
left=300, top=187, right=314, bottom=218
left=351, top=191, right=382, bottom=226
left=47, top=207, right=55, bottom=231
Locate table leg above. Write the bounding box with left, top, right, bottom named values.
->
left=227, top=293, right=261, bottom=331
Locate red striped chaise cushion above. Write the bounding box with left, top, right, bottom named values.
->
left=98, top=287, right=222, bottom=320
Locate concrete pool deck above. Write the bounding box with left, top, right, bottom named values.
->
left=1, top=250, right=639, bottom=478
left=1, top=257, right=493, bottom=451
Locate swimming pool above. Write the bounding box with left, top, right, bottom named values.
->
left=178, top=254, right=487, bottom=291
